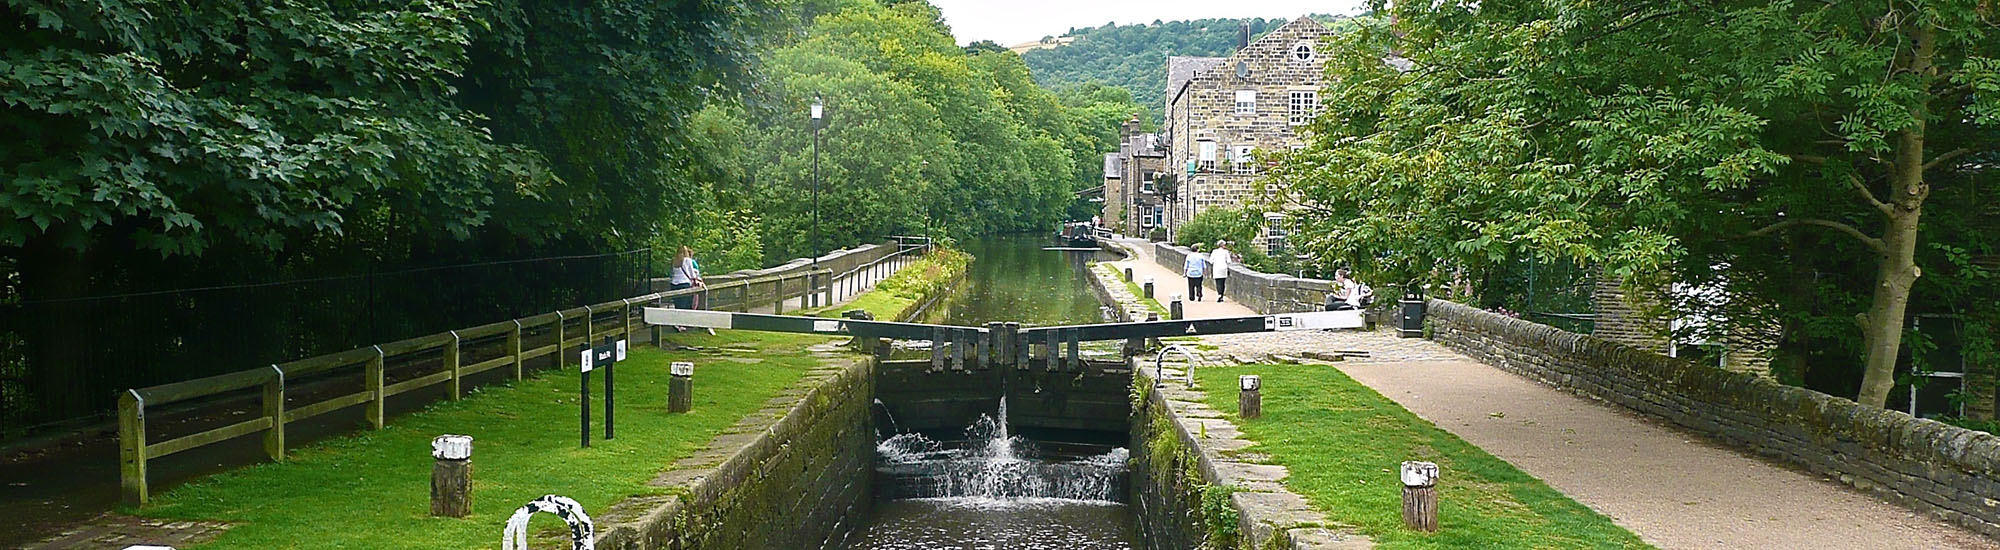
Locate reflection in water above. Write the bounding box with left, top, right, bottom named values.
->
left=919, top=234, right=1115, bottom=327
left=854, top=235, right=1138, bottom=549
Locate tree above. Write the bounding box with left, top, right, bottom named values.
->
left=1271, top=1, right=1998, bottom=407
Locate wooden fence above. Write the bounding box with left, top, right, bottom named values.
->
left=118, top=239, right=932, bottom=506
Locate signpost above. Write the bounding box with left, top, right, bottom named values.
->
left=578, top=336, right=626, bottom=448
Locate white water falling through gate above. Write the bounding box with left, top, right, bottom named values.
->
left=873, top=397, right=1130, bottom=502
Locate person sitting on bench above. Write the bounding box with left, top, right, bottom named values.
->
left=1325, top=268, right=1373, bottom=311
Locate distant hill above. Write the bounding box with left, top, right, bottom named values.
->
left=1021, top=16, right=1347, bottom=119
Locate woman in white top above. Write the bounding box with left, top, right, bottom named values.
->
left=668, top=246, right=703, bottom=310
left=1209, top=241, right=1233, bottom=302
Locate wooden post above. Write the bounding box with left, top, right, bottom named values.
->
left=554, top=310, right=567, bottom=370
left=118, top=390, right=147, bottom=507
left=621, top=298, right=633, bottom=345
left=1124, top=267, right=1133, bottom=281
left=1238, top=375, right=1261, bottom=420
left=430, top=435, right=473, bottom=518
left=509, top=320, right=524, bottom=380
left=931, top=327, right=946, bottom=372
left=264, top=365, right=285, bottom=460
left=1170, top=295, right=1184, bottom=320
left=1143, top=277, right=1155, bottom=299
left=581, top=305, right=595, bottom=364
left=1401, top=461, right=1439, bottom=532
left=445, top=330, right=462, bottom=400
left=668, top=362, right=693, bottom=413
left=773, top=276, right=786, bottom=314
left=366, top=346, right=385, bottom=430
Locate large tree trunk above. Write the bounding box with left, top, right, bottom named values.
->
left=1856, top=207, right=1922, bottom=408
left=1853, top=22, right=1937, bottom=409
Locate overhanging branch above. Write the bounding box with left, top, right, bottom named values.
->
left=1744, top=218, right=1887, bottom=255
left=1923, top=148, right=1974, bottom=172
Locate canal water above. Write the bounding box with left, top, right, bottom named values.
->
left=848, top=234, right=1141, bottom=549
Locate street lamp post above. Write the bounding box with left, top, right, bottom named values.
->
left=811, top=96, right=823, bottom=307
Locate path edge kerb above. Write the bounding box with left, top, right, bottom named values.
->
left=1139, top=371, right=1375, bottom=550
left=1427, top=298, right=2000, bottom=539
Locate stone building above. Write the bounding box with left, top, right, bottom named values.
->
left=1100, top=116, right=1168, bottom=237
left=1162, top=16, right=1332, bottom=253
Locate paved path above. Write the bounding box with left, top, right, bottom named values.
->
left=1110, top=240, right=1998, bottom=549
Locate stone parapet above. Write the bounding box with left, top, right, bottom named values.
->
left=594, top=357, right=875, bottom=549
left=1426, top=299, right=2000, bottom=538
left=1154, top=242, right=1333, bottom=314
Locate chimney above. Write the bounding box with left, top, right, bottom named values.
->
left=1238, top=21, right=1250, bottom=50
left=1122, top=114, right=1140, bottom=138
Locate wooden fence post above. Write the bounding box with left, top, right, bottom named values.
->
left=773, top=276, right=786, bottom=314
left=1402, top=461, right=1439, bottom=532
left=118, top=390, right=148, bottom=507
left=582, top=305, right=595, bottom=359
left=431, top=435, right=473, bottom=518
left=554, top=310, right=567, bottom=370
left=367, top=346, right=386, bottom=429
left=264, top=365, right=286, bottom=460
left=445, top=330, right=462, bottom=400
left=621, top=298, right=633, bottom=344
left=509, top=320, right=524, bottom=381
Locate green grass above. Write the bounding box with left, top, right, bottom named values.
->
left=140, top=330, right=832, bottom=549
left=1097, top=263, right=1169, bottom=315
left=806, top=248, right=970, bottom=321
left=1194, top=365, right=1650, bottom=550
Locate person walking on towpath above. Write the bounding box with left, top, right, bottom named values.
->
left=1209, top=240, right=1232, bottom=302
left=1184, top=243, right=1209, bottom=302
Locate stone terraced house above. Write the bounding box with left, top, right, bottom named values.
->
left=1162, top=16, right=1331, bottom=253
left=1101, top=116, right=1168, bottom=238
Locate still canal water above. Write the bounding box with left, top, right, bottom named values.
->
left=847, top=233, right=1141, bottom=549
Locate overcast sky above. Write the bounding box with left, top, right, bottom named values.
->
left=929, top=0, right=1370, bottom=46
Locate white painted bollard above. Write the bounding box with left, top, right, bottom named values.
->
left=1401, top=461, right=1439, bottom=532
left=1169, top=293, right=1184, bottom=320
left=503, top=495, right=594, bottom=550
left=432, top=434, right=473, bottom=517
left=1143, top=276, right=1155, bottom=299
left=1238, top=375, right=1261, bottom=419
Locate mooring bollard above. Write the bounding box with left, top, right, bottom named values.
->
left=431, top=434, right=473, bottom=518
left=669, top=361, right=694, bottom=413
left=1169, top=294, right=1184, bottom=320
left=1238, top=375, right=1261, bottom=419
left=1143, top=276, right=1155, bottom=299
left=503, top=495, right=594, bottom=550
left=1123, top=267, right=1133, bottom=281
left=1401, top=461, right=1439, bottom=532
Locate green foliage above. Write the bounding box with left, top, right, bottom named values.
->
left=1174, top=206, right=1277, bottom=272
left=1023, top=17, right=1349, bottom=117
left=873, top=248, right=972, bottom=301
left=1271, top=1, right=1999, bottom=400
left=1199, top=484, right=1242, bottom=545
left=683, top=0, right=1110, bottom=263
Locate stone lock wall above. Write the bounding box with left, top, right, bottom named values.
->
left=1426, top=299, right=2000, bottom=537
left=595, top=358, right=875, bottom=549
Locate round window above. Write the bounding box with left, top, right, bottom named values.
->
left=1292, top=43, right=1314, bottom=62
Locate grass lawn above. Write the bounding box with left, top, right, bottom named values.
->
left=1194, top=365, right=1650, bottom=550
left=139, top=329, right=831, bottom=549
left=1097, top=263, right=1168, bottom=316
left=805, top=248, right=970, bottom=321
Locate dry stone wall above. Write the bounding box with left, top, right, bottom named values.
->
left=1154, top=242, right=1334, bottom=314
left=1426, top=299, right=2000, bottom=537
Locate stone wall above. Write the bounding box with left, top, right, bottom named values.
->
left=595, top=358, right=875, bottom=549
left=1425, top=299, right=2000, bottom=537
left=1588, top=272, right=1668, bottom=353
left=1154, top=242, right=1333, bottom=314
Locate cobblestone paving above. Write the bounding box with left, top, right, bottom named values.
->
left=1202, top=328, right=1469, bottom=364
left=27, top=513, right=229, bottom=549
